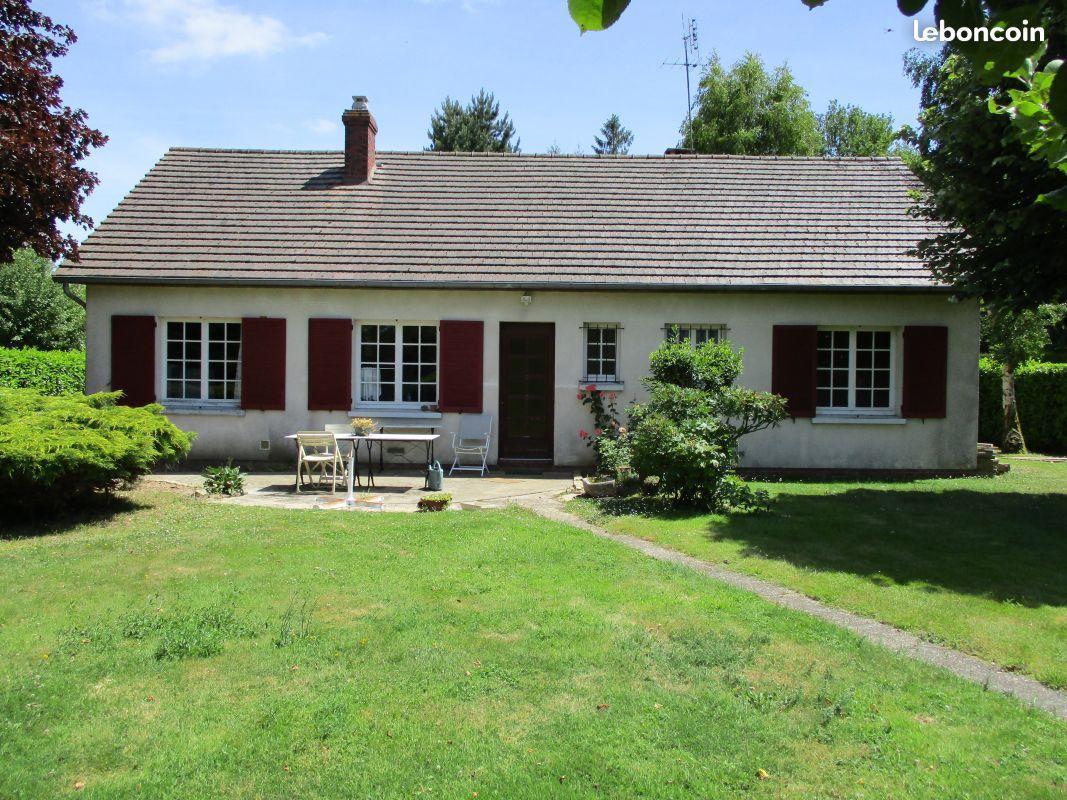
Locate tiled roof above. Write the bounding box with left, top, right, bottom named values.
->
left=56, top=148, right=943, bottom=291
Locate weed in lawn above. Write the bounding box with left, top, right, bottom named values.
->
left=274, top=595, right=315, bottom=648
left=66, top=596, right=262, bottom=661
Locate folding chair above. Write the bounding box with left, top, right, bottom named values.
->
left=325, top=423, right=361, bottom=487
left=449, top=414, right=493, bottom=477
left=295, top=432, right=345, bottom=493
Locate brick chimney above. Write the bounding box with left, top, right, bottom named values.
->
left=341, top=95, right=377, bottom=184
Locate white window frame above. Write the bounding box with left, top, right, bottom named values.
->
left=355, top=320, right=439, bottom=409
left=160, top=318, right=243, bottom=407
left=816, top=327, right=897, bottom=416
left=664, top=323, right=727, bottom=346
left=582, top=323, right=621, bottom=384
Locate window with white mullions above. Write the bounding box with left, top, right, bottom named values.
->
left=358, top=323, right=438, bottom=405
left=816, top=328, right=893, bottom=412
left=583, top=323, right=619, bottom=383
left=401, top=324, right=438, bottom=403
left=165, top=320, right=242, bottom=402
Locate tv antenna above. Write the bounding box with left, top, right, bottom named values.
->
left=662, top=16, right=701, bottom=150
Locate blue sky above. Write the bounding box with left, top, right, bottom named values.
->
left=40, top=0, right=936, bottom=239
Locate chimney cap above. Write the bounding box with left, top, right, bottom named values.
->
left=351, top=95, right=370, bottom=112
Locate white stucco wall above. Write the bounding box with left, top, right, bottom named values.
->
left=84, top=285, right=979, bottom=470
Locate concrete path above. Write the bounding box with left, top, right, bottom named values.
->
left=520, top=495, right=1067, bottom=721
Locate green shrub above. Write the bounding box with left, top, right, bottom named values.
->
left=626, top=339, right=785, bottom=510
left=0, top=347, right=84, bottom=395
left=0, top=388, right=193, bottom=515
left=979, top=358, right=1067, bottom=453
left=202, top=462, right=245, bottom=496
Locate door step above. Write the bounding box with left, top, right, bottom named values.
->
left=497, top=458, right=555, bottom=475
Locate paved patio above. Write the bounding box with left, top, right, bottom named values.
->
left=147, top=468, right=578, bottom=512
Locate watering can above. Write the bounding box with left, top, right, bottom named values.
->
left=426, top=460, right=444, bottom=491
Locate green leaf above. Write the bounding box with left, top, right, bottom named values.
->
left=897, top=0, right=930, bottom=15
left=1036, top=185, right=1067, bottom=211
left=568, top=0, right=632, bottom=32
left=934, top=0, right=982, bottom=29
left=1049, top=68, right=1067, bottom=128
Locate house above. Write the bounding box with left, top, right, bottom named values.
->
left=55, top=97, right=979, bottom=471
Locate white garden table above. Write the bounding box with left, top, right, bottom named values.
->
left=285, top=432, right=440, bottom=508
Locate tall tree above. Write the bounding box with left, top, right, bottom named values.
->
left=682, top=52, right=822, bottom=156
left=593, top=114, right=634, bottom=155
left=0, top=249, right=84, bottom=350
left=427, top=90, right=519, bottom=153
left=819, top=100, right=899, bottom=157
left=982, top=304, right=1066, bottom=452
left=0, top=0, right=107, bottom=263
left=906, top=50, right=1067, bottom=308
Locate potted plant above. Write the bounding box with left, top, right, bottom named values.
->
left=349, top=417, right=377, bottom=436
left=417, top=491, right=452, bottom=512
left=581, top=474, right=616, bottom=498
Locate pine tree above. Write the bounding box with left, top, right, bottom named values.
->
left=593, top=114, right=634, bottom=155
left=427, top=90, right=519, bottom=153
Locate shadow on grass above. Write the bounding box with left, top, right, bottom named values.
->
left=595, top=488, right=1067, bottom=607
left=0, top=493, right=147, bottom=540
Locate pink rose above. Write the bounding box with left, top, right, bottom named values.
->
left=608, top=392, right=617, bottom=400
left=585, top=384, right=596, bottom=392
left=578, top=429, right=589, bottom=440
left=594, top=427, right=602, bottom=436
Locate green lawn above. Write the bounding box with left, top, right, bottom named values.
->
left=0, top=487, right=1064, bottom=799
left=572, top=459, right=1067, bottom=690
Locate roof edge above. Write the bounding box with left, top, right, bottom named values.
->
left=54, top=274, right=952, bottom=294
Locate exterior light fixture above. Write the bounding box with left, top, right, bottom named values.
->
left=520, top=292, right=533, bottom=307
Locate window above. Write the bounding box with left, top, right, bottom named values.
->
left=665, top=324, right=724, bottom=346
left=583, top=323, right=619, bottom=383
left=165, top=320, right=241, bottom=402
left=816, top=329, right=893, bottom=412
left=358, top=323, right=437, bottom=405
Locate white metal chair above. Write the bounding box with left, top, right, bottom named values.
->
left=295, top=432, right=345, bottom=493
left=449, top=414, right=493, bottom=477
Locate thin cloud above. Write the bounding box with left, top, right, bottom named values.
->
left=119, top=0, right=326, bottom=63
left=304, top=118, right=338, bottom=135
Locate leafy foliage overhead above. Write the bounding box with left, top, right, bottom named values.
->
left=907, top=51, right=1067, bottom=307
left=426, top=90, right=519, bottom=153
left=568, top=0, right=632, bottom=32
left=0, top=249, right=85, bottom=350
left=0, top=0, right=107, bottom=263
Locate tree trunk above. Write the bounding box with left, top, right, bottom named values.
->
left=1001, top=362, right=1026, bottom=453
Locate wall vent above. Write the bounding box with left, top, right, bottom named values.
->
left=259, top=440, right=271, bottom=451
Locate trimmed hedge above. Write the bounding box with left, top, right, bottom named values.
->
left=0, top=388, right=193, bottom=515
left=979, top=358, right=1067, bottom=454
left=0, top=347, right=85, bottom=396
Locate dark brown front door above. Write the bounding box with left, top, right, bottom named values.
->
left=499, top=322, right=554, bottom=461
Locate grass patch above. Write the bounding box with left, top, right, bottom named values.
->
left=0, top=485, right=1063, bottom=798
left=572, top=459, right=1067, bottom=689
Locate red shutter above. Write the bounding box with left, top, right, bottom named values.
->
left=902, top=325, right=948, bottom=418
left=307, top=318, right=352, bottom=411
left=241, top=317, right=286, bottom=411
left=438, top=320, right=483, bottom=413
left=771, top=325, right=817, bottom=417
left=110, top=315, right=156, bottom=406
